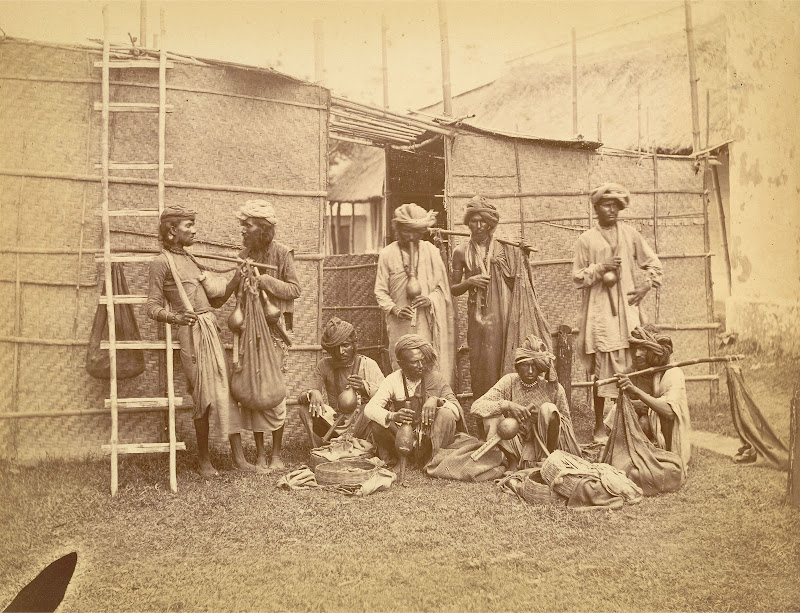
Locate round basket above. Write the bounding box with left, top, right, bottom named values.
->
left=522, top=469, right=566, bottom=507
left=314, top=459, right=378, bottom=486
left=309, top=450, right=372, bottom=470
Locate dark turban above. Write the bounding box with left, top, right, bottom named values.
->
left=590, top=183, right=630, bottom=209
left=463, top=196, right=500, bottom=228
left=392, top=203, right=438, bottom=231
left=160, top=205, right=196, bottom=224
left=321, top=317, right=355, bottom=349
left=513, top=334, right=557, bottom=382
left=629, top=325, right=673, bottom=364
left=394, top=334, right=437, bottom=367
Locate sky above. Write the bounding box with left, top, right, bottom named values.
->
left=0, top=0, right=722, bottom=111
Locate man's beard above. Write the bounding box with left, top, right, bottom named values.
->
left=244, top=230, right=272, bottom=251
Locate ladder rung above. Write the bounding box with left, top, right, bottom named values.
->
left=93, top=102, right=174, bottom=113
left=94, top=162, right=174, bottom=170
left=102, top=442, right=187, bottom=455
left=105, top=397, right=184, bottom=409
left=94, top=60, right=174, bottom=69
left=96, top=209, right=161, bottom=217
left=101, top=340, right=181, bottom=350
left=99, top=294, right=147, bottom=304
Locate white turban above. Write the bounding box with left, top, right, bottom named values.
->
left=236, top=200, right=277, bottom=225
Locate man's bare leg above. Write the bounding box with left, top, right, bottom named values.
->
left=269, top=426, right=285, bottom=469
left=229, top=432, right=256, bottom=471
left=253, top=432, right=270, bottom=470
left=593, top=394, right=608, bottom=444
left=194, top=415, right=218, bottom=477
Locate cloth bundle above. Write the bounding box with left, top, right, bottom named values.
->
left=424, top=433, right=507, bottom=482
left=276, top=463, right=396, bottom=496
left=600, top=392, right=685, bottom=495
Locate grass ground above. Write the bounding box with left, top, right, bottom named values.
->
left=1, top=353, right=798, bottom=612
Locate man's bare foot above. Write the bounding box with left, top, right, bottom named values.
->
left=254, top=455, right=272, bottom=474
left=232, top=458, right=257, bottom=472
left=593, top=425, right=609, bottom=445
left=198, top=462, right=218, bottom=478
left=269, top=456, right=285, bottom=470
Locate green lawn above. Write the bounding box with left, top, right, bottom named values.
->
left=1, top=354, right=798, bottom=612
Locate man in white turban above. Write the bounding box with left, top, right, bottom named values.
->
left=222, top=199, right=302, bottom=471
left=374, top=203, right=455, bottom=385
left=572, top=183, right=662, bottom=443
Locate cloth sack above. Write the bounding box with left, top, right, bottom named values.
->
left=86, top=263, right=146, bottom=379
left=230, top=268, right=286, bottom=411
left=726, top=364, right=789, bottom=470
left=277, top=464, right=395, bottom=496
left=600, top=392, right=684, bottom=496
left=424, top=433, right=507, bottom=482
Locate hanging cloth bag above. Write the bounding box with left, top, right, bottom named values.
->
left=600, top=391, right=684, bottom=496
left=86, top=263, right=146, bottom=379
left=230, top=263, right=286, bottom=411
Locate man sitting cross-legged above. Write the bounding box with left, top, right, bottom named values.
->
left=471, top=335, right=582, bottom=471
left=298, top=317, right=384, bottom=448
left=364, top=334, right=464, bottom=469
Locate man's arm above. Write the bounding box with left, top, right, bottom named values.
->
left=360, top=357, right=386, bottom=398
left=633, top=227, right=663, bottom=288
left=572, top=234, right=606, bottom=289
left=470, top=376, right=511, bottom=418
left=364, top=376, right=395, bottom=426
left=374, top=249, right=399, bottom=316
left=257, top=250, right=302, bottom=300
left=145, top=258, right=169, bottom=322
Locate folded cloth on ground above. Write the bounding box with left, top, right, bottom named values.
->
left=276, top=467, right=319, bottom=490
left=424, top=433, right=507, bottom=482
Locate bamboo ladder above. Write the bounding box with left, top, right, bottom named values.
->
left=96, top=7, right=185, bottom=495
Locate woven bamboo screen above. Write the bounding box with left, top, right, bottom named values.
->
left=0, top=41, right=328, bottom=460
left=444, top=132, right=715, bottom=406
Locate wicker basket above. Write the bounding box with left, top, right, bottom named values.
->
left=314, top=459, right=378, bottom=486
left=308, top=449, right=372, bottom=470
left=522, top=469, right=566, bottom=507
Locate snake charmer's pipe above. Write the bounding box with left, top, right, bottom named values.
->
left=406, top=240, right=422, bottom=331
left=470, top=416, right=520, bottom=461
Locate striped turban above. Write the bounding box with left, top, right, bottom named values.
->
left=463, top=196, right=500, bottom=228
left=394, top=334, right=437, bottom=367
left=590, top=183, right=630, bottom=209
left=321, top=317, right=356, bottom=349
left=392, top=203, right=438, bottom=231
left=629, top=325, right=673, bottom=365
left=513, top=334, right=558, bottom=382
left=236, top=200, right=277, bottom=225
left=160, top=205, right=196, bottom=224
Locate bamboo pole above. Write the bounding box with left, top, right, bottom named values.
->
left=349, top=202, right=356, bottom=254
left=637, top=86, right=642, bottom=152
left=438, top=0, right=453, bottom=117
left=100, top=6, right=119, bottom=497
left=684, top=0, right=702, bottom=153
left=432, top=229, right=538, bottom=251
left=653, top=150, right=661, bottom=321
left=313, top=20, right=325, bottom=85
left=381, top=13, right=389, bottom=109
left=711, top=164, right=732, bottom=293
left=158, top=9, right=166, bottom=215
left=571, top=28, right=578, bottom=136
left=335, top=202, right=342, bottom=254
left=789, top=379, right=800, bottom=507
left=513, top=140, right=526, bottom=239
left=331, top=97, right=453, bottom=136
left=140, top=0, right=147, bottom=51
left=597, top=113, right=602, bottom=142
left=576, top=355, right=744, bottom=388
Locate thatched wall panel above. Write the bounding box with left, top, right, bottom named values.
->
left=657, top=258, right=708, bottom=323
left=449, top=134, right=516, bottom=177
left=516, top=144, right=592, bottom=192
left=2, top=42, right=92, bottom=79
left=656, top=157, right=704, bottom=191
left=0, top=82, right=92, bottom=173
left=657, top=223, right=706, bottom=254
left=653, top=193, right=704, bottom=218
left=590, top=153, right=655, bottom=192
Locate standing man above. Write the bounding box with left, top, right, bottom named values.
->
left=374, top=203, right=455, bottom=384
left=298, top=317, right=385, bottom=448
left=450, top=196, right=547, bottom=436
left=146, top=206, right=232, bottom=478
left=228, top=199, right=302, bottom=471
left=364, top=334, right=464, bottom=469
left=572, top=183, right=662, bottom=443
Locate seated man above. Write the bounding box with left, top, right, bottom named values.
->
left=298, top=317, right=384, bottom=448
left=471, top=335, right=581, bottom=471
left=614, top=325, right=691, bottom=470
left=364, top=334, right=463, bottom=468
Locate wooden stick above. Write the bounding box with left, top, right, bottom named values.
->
left=471, top=434, right=501, bottom=461
left=432, top=229, right=540, bottom=252
left=605, top=283, right=617, bottom=317
left=591, top=355, right=745, bottom=387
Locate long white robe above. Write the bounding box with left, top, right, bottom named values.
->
left=374, top=241, right=455, bottom=385
left=572, top=222, right=662, bottom=369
